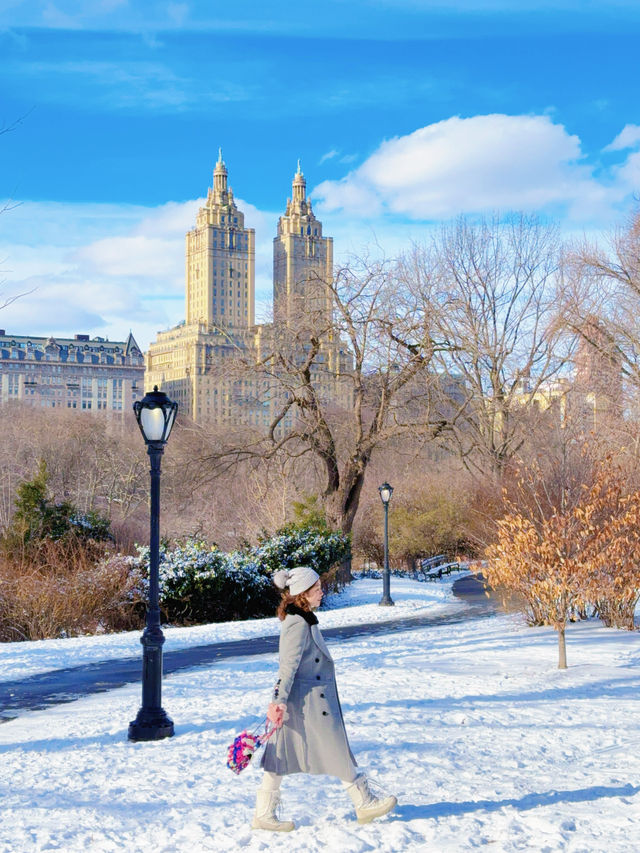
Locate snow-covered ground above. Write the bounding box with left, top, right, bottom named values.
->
left=0, top=576, right=464, bottom=681
left=1, top=577, right=640, bottom=852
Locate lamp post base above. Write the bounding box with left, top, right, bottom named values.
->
left=128, top=708, right=174, bottom=742
left=378, top=596, right=395, bottom=606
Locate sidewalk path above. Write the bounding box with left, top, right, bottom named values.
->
left=0, top=574, right=494, bottom=720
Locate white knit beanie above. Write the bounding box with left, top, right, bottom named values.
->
left=273, top=565, right=320, bottom=596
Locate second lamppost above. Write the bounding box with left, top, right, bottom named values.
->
left=128, top=386, right=178, bottom=742
left=378, top=482, right=394, bottom=606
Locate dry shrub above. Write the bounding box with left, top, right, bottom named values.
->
left=594, top=593, right=639, bottom=631
left=485, top=458, right=640, bottom=669
left=0, top=538, right=143, bottom=641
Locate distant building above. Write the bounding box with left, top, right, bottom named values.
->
left=146, top=153, right=352, bottom=427
left=0, top=331, right=145, bottom=411
left=512, top=317, right=624, bottom=431
left=185, top=150, right=256, bottom=330
left=513, top=375, right=572, bottom=427
left=572, top=315, right=623, bottom=426
left=273, top=161, right=333, bottom=326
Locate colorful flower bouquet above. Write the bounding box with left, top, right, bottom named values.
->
left=226, top=722, right=276, bottom=775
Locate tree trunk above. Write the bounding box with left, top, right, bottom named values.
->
left=557, top=626, right=567, bottom=669
left=326, top=457, right=368, bottom=534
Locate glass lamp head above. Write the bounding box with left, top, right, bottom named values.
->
left=378, top=482, right=393, bottom=505
left=133, top=385, right=178, bottom=445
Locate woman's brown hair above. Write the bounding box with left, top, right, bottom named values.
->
left=277, top=590, right=312, bottom=621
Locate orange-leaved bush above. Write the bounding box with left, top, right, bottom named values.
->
left=485, top=459, right=640, bottom=668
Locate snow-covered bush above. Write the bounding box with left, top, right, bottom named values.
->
left=133, top=540, right=278, bottom=624
left=251, top=526, right=351, bottom=576
left=133, top=527, right=351, bottom=624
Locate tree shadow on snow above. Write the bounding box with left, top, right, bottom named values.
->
left=0, top=716, right=244, bottom=756
left=394, top=782, right=640, bottom=821
left=341, top=673, right=640, bottom=715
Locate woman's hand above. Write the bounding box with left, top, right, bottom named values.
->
left=267, top=701, right=287, bottom=729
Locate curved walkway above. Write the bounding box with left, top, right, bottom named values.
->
left=0, top=574, right=494, bottom=721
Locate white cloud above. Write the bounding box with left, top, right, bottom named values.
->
left=134, top=199, right=200, bottom=238
left=3, top=115, right=640, bottom=354
left=73, top=235, right=184, bottom=278
left=7, top=59, right=253, bottom=113
left=9, top=0, right=640, bottom=35
left=313, top=114, right=631, bottom=223
left=0, top=198, right=199, bottom=350
left=615, top=150, right=640, bottom=193
left=605, top=124, right=640, bottom=152
left=319, top=149, right=339, bottom=165
left=0, top=194, right=282, bottom=351
left=167, top=2, right=189, bottom=25
left=318, top=149, right=359, bottom=167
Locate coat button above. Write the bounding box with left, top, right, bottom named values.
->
left=316, top=675, right=321, bottom=680
left=320, top=693, right=325, bottom=698
left=322, top=711, right=328, bottom=716
left=315, top=658, right=320, bottom=663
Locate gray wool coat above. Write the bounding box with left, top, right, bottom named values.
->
left=261, top=610, right=357, bottom=779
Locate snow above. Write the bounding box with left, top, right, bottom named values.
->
left=0, top=576, right=463, bottom=681
left=1, top=576, right=640, bottom=852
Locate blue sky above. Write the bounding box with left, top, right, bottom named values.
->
left=1, top=1, right=639, bottom=350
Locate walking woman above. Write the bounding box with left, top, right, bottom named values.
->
left=252, top=565, right=397, bottom=832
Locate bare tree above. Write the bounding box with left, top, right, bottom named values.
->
left=566, top=208, right=640, bottom=389
left=201, top=259, right=453, bottom=533
left=406, top=214, right=572, bottom=480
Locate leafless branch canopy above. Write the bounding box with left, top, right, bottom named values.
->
left=201, top=258, right=454, bottom=531
left=404, top=214, right=574, bottom=478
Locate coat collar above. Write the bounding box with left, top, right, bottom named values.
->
left=311, top=624, right=332, bottom=659
left=285, top=603, right=318, bottom=626
left=284, top=604, right=332, bottom=659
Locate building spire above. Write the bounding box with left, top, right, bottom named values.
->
left=292, top=160, right=306, bottom=205
left=213, top=148, right=228, bottom=199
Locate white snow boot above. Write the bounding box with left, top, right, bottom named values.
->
left=345, top=774, right=397, bottom=824
left=251, top=790, right=295, bottom=832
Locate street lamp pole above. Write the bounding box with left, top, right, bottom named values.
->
left=128, top=386, right=178, bottom=742
left=378, top=482, right=394, bottom=606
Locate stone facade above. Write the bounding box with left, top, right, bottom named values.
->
left=0, top=331, right=145, bottom=411
left=146, top=156, right=352, bottom=426
left=273, top=162, right=333, bottom=326
left=186, top=150, right=255, bottom=329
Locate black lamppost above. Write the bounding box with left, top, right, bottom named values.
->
left=378, top=482, right=394, bottom=606
left=128, top=386, right=178, bottom=742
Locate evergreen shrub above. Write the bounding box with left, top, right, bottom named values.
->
left=252, top=524, right=351, bottom=576
left=3, top=459, right=112, bottom=549
left=133, top=526, right=351, bottom=624
left=133, top=540, right=278, bottom=623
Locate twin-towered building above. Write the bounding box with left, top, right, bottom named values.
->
left=0, top=154, right=349, bottom=425
left=146, top=153, right=351, bottom=426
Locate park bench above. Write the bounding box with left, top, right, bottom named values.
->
left=423, top=562, right=459, bottom=579
left=418, top=555, right=464, bottom=580
left=355, top=555, right=467, bottom=582
left=420, top=554, right=447, bottom=570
